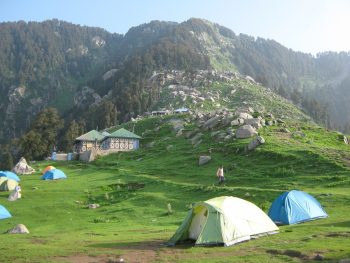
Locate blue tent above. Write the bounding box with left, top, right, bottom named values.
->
left=41, top=169, right=67, bottom=180
left=0, top=171, right=20, bottom=182
left=0, top=205, right=12, bottom=220
left=268, top=190, right=328, bottom=225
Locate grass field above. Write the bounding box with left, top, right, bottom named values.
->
left=0, top=115, right=350, bottom=263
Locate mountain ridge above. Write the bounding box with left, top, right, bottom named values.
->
left=0, top=18, right=350, bottom=151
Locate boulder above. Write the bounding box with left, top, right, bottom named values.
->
left=247, top=136, right=265, bottom=151
left=236, top=125, right=258, bottom=139
left=226, top=127, right=234, bottom=135
left=244, top=118, right=263, bottom=129
left=202, top=116, right=221, bottom=130
left=8, top=224, right=29, bottom=234
left=224, top=135, right=234, bottom=141
left=190, top=133, right=203, bottom=145
left=12, top=157, right=35, bottom=175
left=199, top=156, right=211, bottom=166
left=237, top=112, right=253, bottom=120
left=88, top=204, right=100, bottom=209
left=231, top=118, right=244, bottom=126
left=193, top=139, right=202, bottom=148
left=184, top=130, right=196, bottom=139
left=211, top=131, right=221, bottom=137
left=176, top=129, right=183, bottom=137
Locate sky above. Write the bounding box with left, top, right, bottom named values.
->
left=1, top=0, right=349, bottom=54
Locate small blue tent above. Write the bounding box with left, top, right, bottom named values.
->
left=268, top=190, right=328, bottom=225
left=41, top=169, right=67, bottom=180
left=0, top=205, right=12, bottom=220
left=0, top=171, right=20, bottom=182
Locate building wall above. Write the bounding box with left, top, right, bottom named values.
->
left=75, top=140, right=101, bottom=152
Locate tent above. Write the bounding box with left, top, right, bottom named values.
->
left=41, top=169, right=67, bottom=180
left=0, top=171, right=20, bottom=182
left=268, top=190, right=328, bottom=225
left=167, top=196, right=279, bottom=246
left=42, top=165, right=55, bottom=175
left=12, top=157, right=35, bottom=175
left=0, top=205, right=12, bottom=220
left=0, top=177, right=18, bottom=191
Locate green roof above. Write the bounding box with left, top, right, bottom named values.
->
left=75, top=130, right=105, bottom=141
left=109, top=128, right=141, bottom=139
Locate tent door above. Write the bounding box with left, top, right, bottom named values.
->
left=189, top=206, right=208, bottom=240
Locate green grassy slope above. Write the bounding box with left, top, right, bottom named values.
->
left=1, top=78, right=350, bottom=262
left=0, top=112, right=349, bottom=262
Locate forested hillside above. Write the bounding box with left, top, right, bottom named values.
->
left=1, top=18, right=350, bottom=166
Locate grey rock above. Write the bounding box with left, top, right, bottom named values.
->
left=224, top=135, right=233, bottom=141
left=247, top=136, right=265, bottom=151
left=166, top=145, right=174, bottom=150
left=8, top=224, right=29, bottom=234
left=236, top=125, right=258, bottom=139
left=237, top=112, right=253, bottom=120
left=88, top=204, right=100, bottom=209
left=202, top=115, right=221, bottom=130
left=211, top=131, right=221, bottom=137
left=193, top=139, right=202, bottom=148
left=231, top=118, right=245, bottom=126
left=244, top=118, right=262, bottom=129
left=199, top=156, right=211, bottom=166
left=226, top=128, right=234, bottom=135
left=191, top=133, right=203, bottom=145
left=184, top=130, right=196, bottom=139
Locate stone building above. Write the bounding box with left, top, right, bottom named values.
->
left=74, top=128, right=141, bottom=161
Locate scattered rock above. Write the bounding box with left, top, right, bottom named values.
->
left=314, top=254, right=324, bottom=261
left=184, top=130, right=196, bottom=139
left=236, top=125, right=258, bottom=139
left=244, top=118, right=263, bottom=129
left=231, top=118, right=244, bottom=126
left=88, top=204, right=100, bottom=209
left=190, top=133, right=203, bottom=145
left=237, top=112, right=253, bottom=120
left=202, top=116, right=221, bottom=130
left=8, top=224, right=29, bottom=234
left=247, top=136, right=265, bottom=151
left=199, top=156, right=211, bottom=166
left=193, top=139, right=202, bottom=148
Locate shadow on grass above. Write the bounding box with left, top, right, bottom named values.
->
left=89, top=240, right=194, bottom=250
left=317, top=220, right=350, bottom=228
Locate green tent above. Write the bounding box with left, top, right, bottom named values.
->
left=168, top=196, right=279, bottom=246
left=0, top=177, right=18, bottom=191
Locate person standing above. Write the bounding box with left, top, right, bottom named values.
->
left=216, top=165, right=225, bottom=184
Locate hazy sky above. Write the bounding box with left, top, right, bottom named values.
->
left=1, top=0, right=349, bottom=54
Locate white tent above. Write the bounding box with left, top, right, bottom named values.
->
left=12, top=157, right=35, bottom=175
left=168, top=196, right=279, bottom=246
